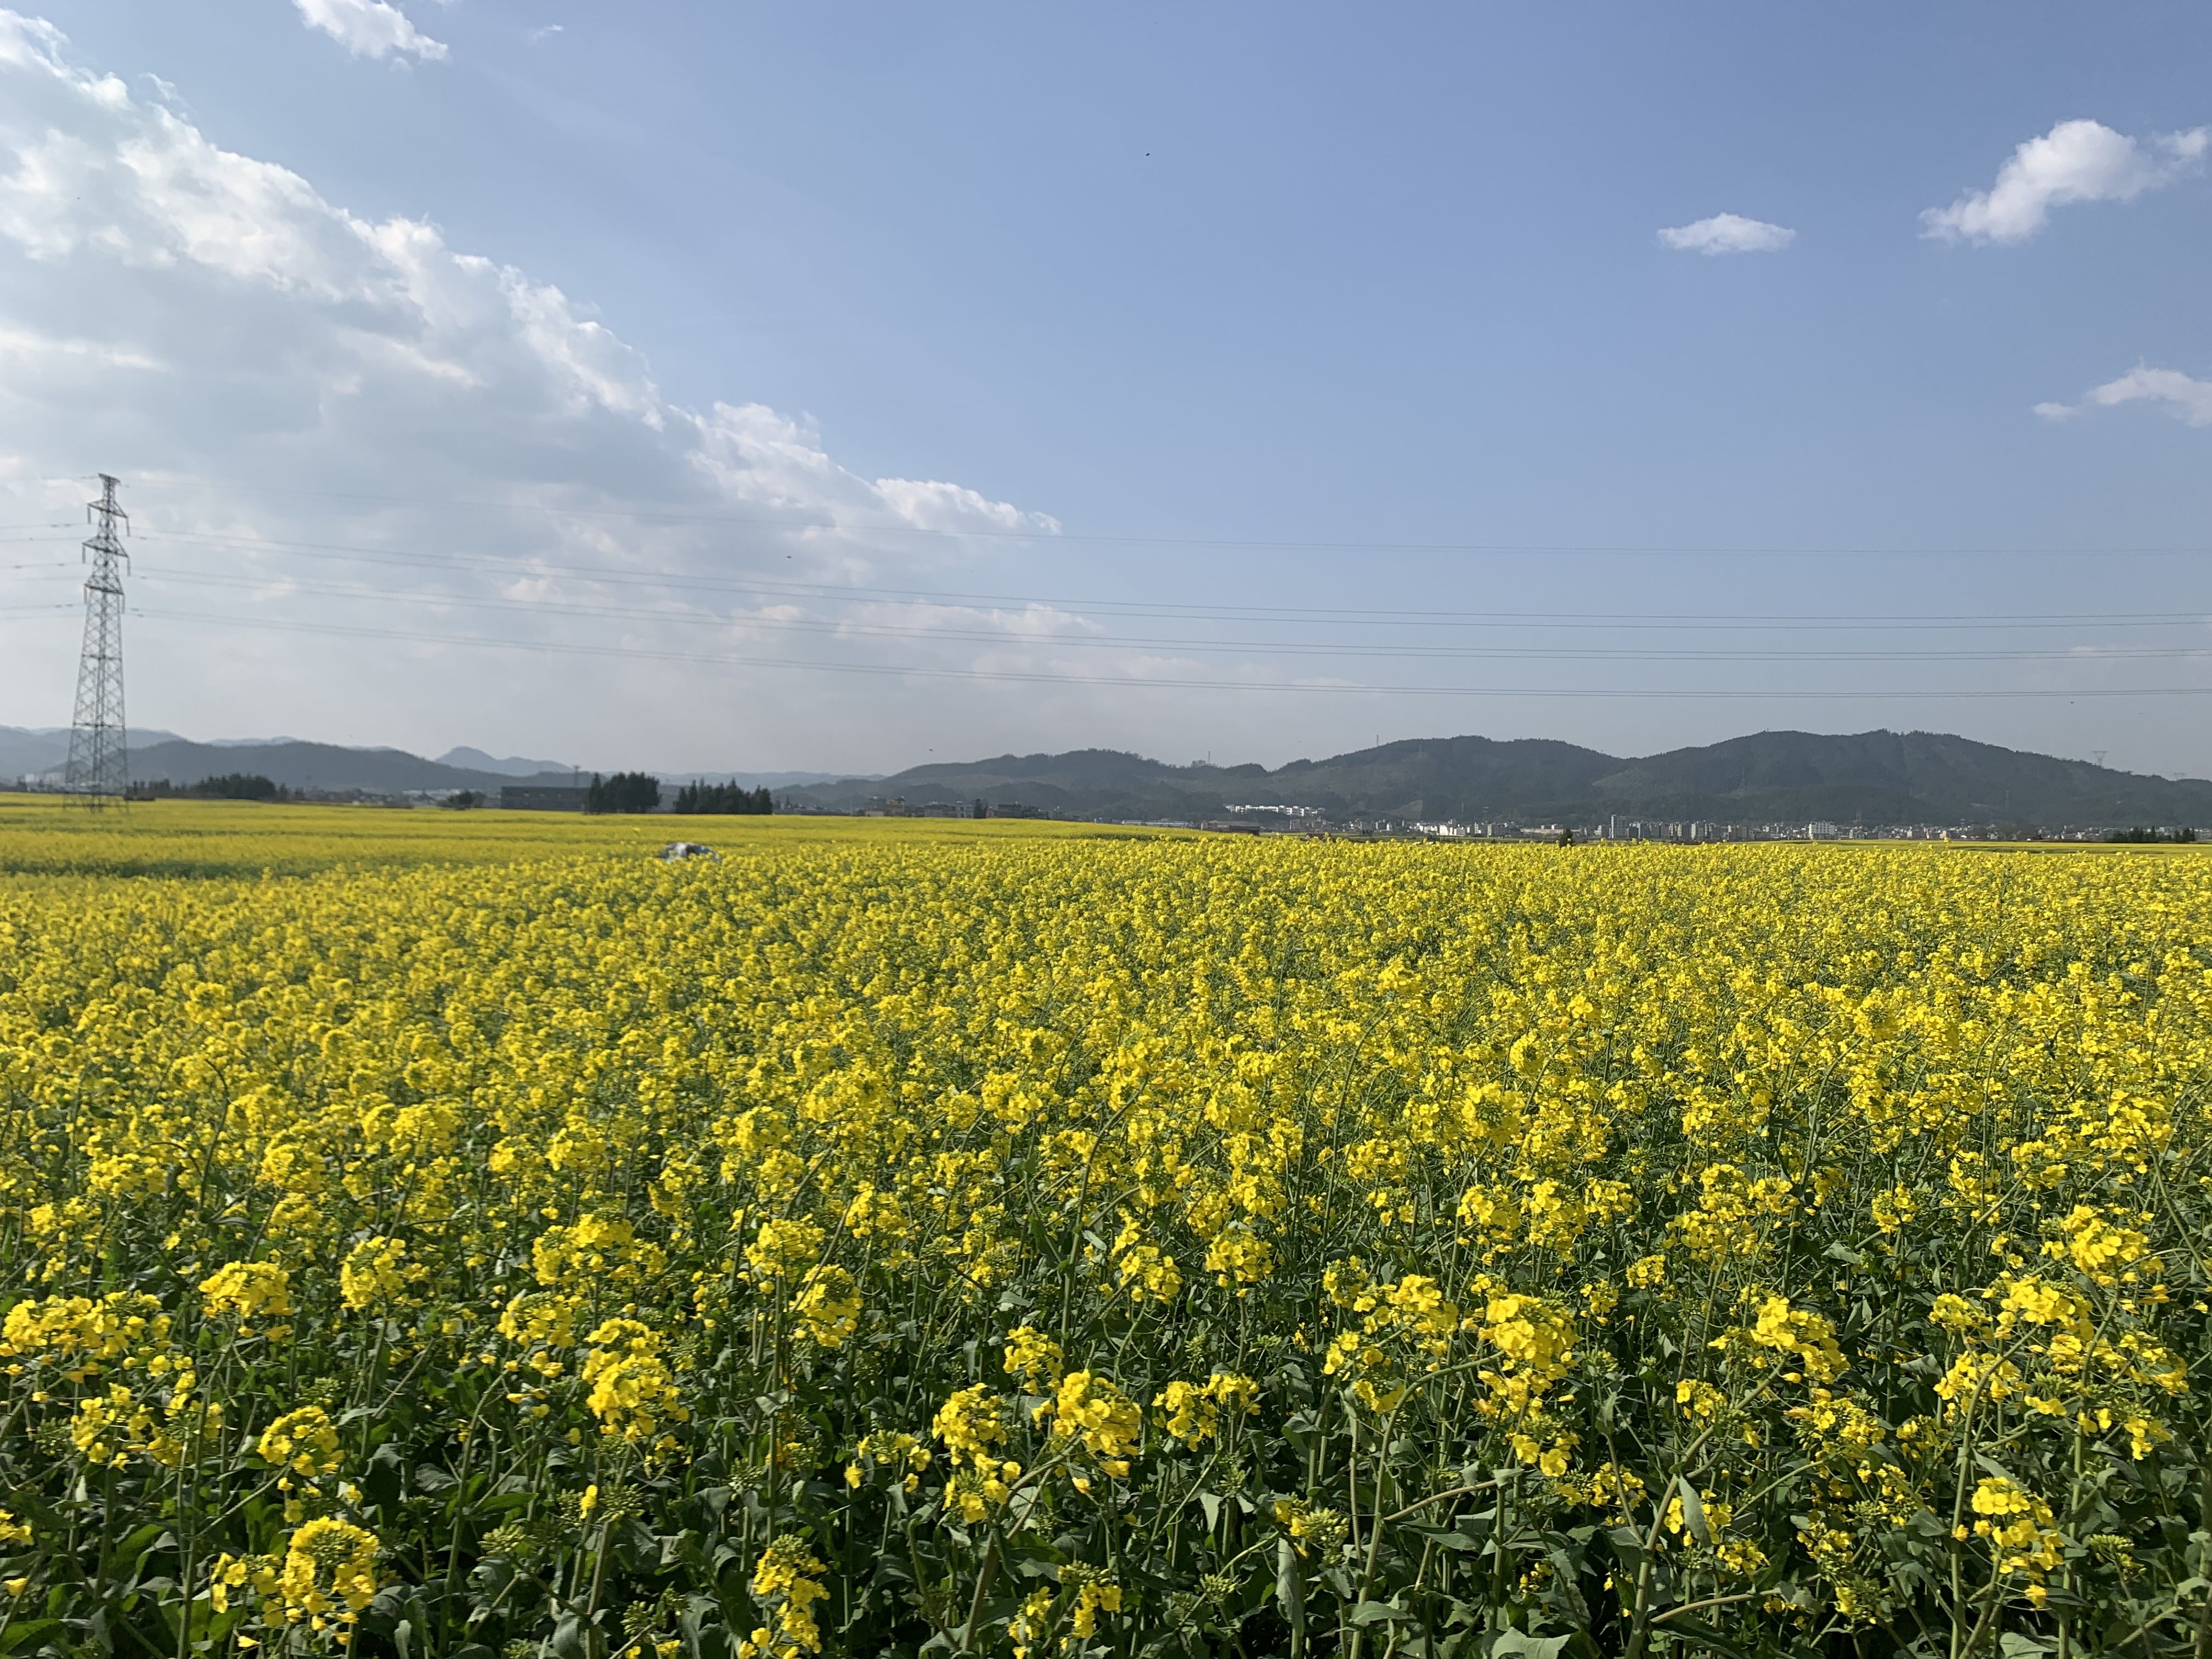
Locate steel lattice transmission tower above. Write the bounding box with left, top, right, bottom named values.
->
left=64, top=474, right=131, bottom=807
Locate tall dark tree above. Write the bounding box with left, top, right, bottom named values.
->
left=673, top=781, right=775, bottom=815
left=586, top=772, right=662, bottom=814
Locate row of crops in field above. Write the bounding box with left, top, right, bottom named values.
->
left=2, top=814, right=2208, bottom=1657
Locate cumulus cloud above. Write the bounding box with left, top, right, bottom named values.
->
left=0, top=10, right=1070, bottom=769
left=1655, top=213, right=1795, bottom=255
left=2036, top=366, right=2212, bottom=428
left=1922, top=119, right=2208, bottom=244
left=291, top=0, right=448, bottom=62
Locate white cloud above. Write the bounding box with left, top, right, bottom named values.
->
left=2036, top=366, right=2212, bottom=428
left=0, top=324, right=160, bottom=370
left=1922, top=118, right=2208, bottom=245
left=1655, top=213, right=1795, bottom=255
left=291, top=0, right=448, bottom=63
left=0, top=10, right=1066, bottom=769
left=0, top=10, right=60, bottom=65
left=873, top=479, right=1058, bottom=533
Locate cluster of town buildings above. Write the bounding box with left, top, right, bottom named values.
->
left=60, top=775, right=2185, bottom=843
left=811, top=796, right=2201, bottom=843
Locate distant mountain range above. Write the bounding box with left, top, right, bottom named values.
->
left=436, top=747, right=571, bottom=777
left=1, top=724, right=2204, bottom=828
left=0, top=725, right=184, bottom=777
left=0, top=726, right=868, bottom=797
left=780, top=730, right=2212, bottom=830
left=131, top=740, right=572, bottom=794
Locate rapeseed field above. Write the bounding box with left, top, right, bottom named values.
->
left=1, top=803, right=2208, bottom=1659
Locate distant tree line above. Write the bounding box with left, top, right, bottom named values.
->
left=2108, top=826, right=2198, bottom=843
left=673, top=781, right=775, bottom=815
left=131, top=774, right=290, bottom=802
left=585, top=772, right=662, bottom=814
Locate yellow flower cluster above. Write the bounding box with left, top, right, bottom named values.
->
left=1002, top=1326, right=1065, bottom=1392
left=581, top=1318, right=687, bottom=1444
left=738, top=1536, right=828, bottom=1658
left=790, top=1265, right=861, bottom=1348
left=276, top=1519, right=381, bottom=1629
left=211, top=1519, right=380, bottom=1636
left=1970, top=1477, right=2065, bottom=1585
left=1042, top=1371, right=1142, bottom=1476
left=198, top=1261, right=293, bottom=1325
left=1154, top=1371, right=1257, bottom=1446
left=2, top=1291, right=170, bottom=1379
left=258, top=1406, right=343, bottom=1477
left=337, top=1237, right=417, bottom=1312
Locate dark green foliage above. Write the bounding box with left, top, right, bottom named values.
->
left=585, top=772, right=662, bottom=814
left=194, top=772, right=282, bottom=800
left=672, top=782, right=773, bottom=815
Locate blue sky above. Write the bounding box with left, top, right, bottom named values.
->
left=2, top=2, right=2209, bottom=776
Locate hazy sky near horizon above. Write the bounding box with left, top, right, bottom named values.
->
left=3, top=2, right=2211, bottom=776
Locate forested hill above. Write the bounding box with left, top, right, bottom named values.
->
left=9, top=725, right=2205, bottom=828
left=126, top=740, right=571, bottom=795
left=780, top=729, right=2212, bottom=829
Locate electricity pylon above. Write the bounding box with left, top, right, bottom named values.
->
left=64, top=474, right=129, bottom=807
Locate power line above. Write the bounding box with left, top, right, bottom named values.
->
left=125, top=603, right=2212, bottom=701
left=125, top=530, right=2212, bottom=632
left=17, top=488, right=2208, bottom=710
left=121, top=567, right=2212, bottom=664
left=4, top=511, right=2202, bottom=696
left=117, top=481, right=2212, bottom=556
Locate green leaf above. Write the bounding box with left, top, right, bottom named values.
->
left=1352, top=1600, right=1409, bottom=1625
left=1658, top=1617, right=1755, bottom=1659
left=1488, top=1633, right=1571, bottom=1658
left=1274, top=1538, right=1306, bottom=1644
left=114, top=1523, right=170, bottom=1567
left=1542, top=1545, right=1592, bottom=1627
left=549, top=1613, right=589, bottom=1659
left=0, top=1620, right=61, bottom=1657
left=1424, top=1527, right=1484, bottom=1552
left=1675, top=1477, right=1712, bottom=1546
